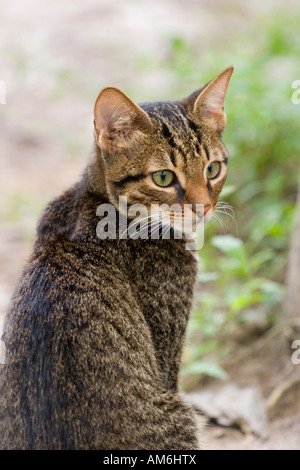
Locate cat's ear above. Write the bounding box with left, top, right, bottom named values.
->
left=187, top=66, right=234, bottom=132
left=94, top=87, right=152, bottom=154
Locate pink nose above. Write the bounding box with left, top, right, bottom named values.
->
left=203, top=204, right=211, bottom=215
left=192, top=204, right=211, bottom=217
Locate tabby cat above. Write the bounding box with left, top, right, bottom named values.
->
left=0, top=66, right=234, bottom=450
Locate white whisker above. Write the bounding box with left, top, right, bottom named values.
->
left=215, top=204, right=238, bottom=235
left=217, top=200, right=235, bottom=215
left=212, top=212, right=225, bottom=231
left=126, top=216, right=163, bottom=242
left=118, top=212, right=160, bottom=241
left=161, top=222, right=171, bottom=240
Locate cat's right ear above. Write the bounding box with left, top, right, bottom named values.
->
left=94, top=87, right=152, bottom=155
left=183, top=66, right=234, bottom=133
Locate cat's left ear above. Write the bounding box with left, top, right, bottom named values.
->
left=186, top=66, right=234, bottom=132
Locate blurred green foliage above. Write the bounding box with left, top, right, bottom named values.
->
left=153, top=10, right=300, bottom=385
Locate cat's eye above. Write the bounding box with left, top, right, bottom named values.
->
left=152, top=170, right=176, bottom=187
left=206, top=161, right=221, bottom=179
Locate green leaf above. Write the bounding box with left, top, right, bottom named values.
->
left=212, top=235, right=243, bottom=253
left=212, top=235, right=250, bottom=277
left=182, top=360, right=228, bottom=380
left=188, top=341, right=219, bottom=360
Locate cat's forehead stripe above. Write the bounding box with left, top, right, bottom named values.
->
left=169, top=150, right=177, bottom=167
left=161, top=122, right=176, bottom=148
left=158, top=147, right=177, bottom=167
left=203, top=144, right=210, bottom=161
left=155, top=116, right=191, bottom=159
left=143, top=101, right=192, bottom=133
left=141, top=100, right=222, bottom=163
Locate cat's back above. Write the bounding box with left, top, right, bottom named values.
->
left=0, top=186, right=157, bottom=449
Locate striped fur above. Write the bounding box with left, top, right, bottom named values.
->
left=0, top=67, right=233, bottom=450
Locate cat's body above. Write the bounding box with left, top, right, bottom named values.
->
left=0, top=67, right=233, bottom=449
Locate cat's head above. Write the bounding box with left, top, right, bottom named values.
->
left=93, top=66, right=234, bottom=236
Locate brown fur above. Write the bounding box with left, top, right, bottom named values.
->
left=0, top=67, right=233, bottom=449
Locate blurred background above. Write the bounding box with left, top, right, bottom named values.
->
left=0, top=0, right=299, bottom=449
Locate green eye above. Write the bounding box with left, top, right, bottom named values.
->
left=206, top=161, right=221, bottom=179
left=152, top=170, right=176, bottom=187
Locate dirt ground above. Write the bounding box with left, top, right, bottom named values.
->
left=0, top=0, right=299, bottom=450
left=202, top=331, right=300, bottom=450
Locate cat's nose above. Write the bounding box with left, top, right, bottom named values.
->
left=191, top=203, right=211, bottom=217
left=186, top=186, right=211, bottom=217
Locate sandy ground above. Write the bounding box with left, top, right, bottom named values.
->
left=206, top=418, right=300, bottom=450
left=0, top=0, right=299, bottom=450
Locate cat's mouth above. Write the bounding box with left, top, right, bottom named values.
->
left=115, top=199, right=216, bottom=243
left=171, top=206, right=214, bottom=232
left=135, top=206, right=213, bottom=240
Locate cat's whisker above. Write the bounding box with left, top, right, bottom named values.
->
left=119, top=226, right=129, bottom=240
left=217, top=199, right=231, bottom=205
left=126, top=224, right=150, bottom=242
left=216, top=208, right=236, bottom=222
left=145, top=219, right=165, bottom=242
left=217, top=200, right=236, bottom=221
left=217, top=206, right=235, bottom=216
left=217, top=204, right=234, bottom=214
left=149, top=223, right=163, bottom=243
left=215, top=208, right=239, bottom=235
left=147, top=221, right=164, bottom=240
left=217, top=200, right=235, bottom=215
left=125, top=214, right=154, bottom=230
left=212, top=212, right=225, bottom=231
left=131, top=213, right=154, bottom=224
left=161, top=222, right=171, bottom=240
left=146, top=216, right=172, bottom=242
left=126, top=216, right=163, bottom=242
left=148, top=219, right=169, bottom=241
left=119, top=213, right=160, bottom=241
left=218, top=199, right=232, bottom=205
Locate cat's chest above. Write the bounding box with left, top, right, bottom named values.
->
left=127, top=240, right=198, bottom=320
left=125, top=240, right=198, bottom=389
